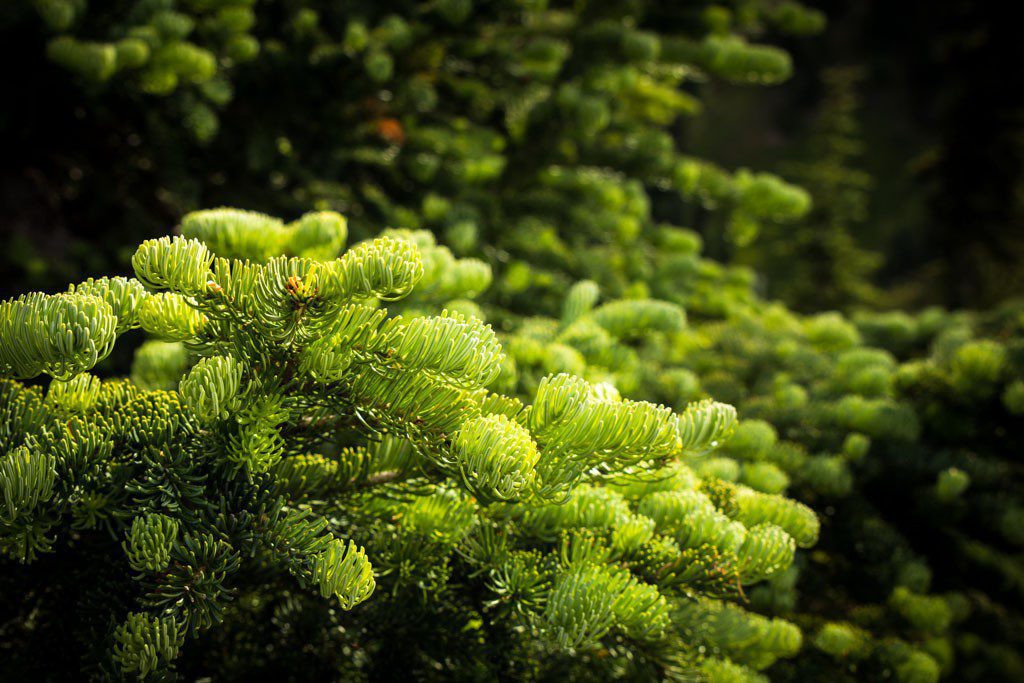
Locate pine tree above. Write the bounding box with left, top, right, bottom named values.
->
left=8, top=2, right=1022, bottom=681
left=485, top=207, right=1023, bottom=682
left=0, top=210, right=817, bottom=681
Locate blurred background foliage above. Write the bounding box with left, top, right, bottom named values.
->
left=1, top=0, right=1021, bottom=309
left=690, top=0, right=1024, bottom=310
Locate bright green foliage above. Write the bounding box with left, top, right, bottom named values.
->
left=308, top=538, right=375, bottom=606
left=675, top=598, right=802, bottom=670
left=14, top=0, right=1023, bottom=680
left=179, top=355, right=244, bottom=424
left=813, top=622, right=872, bottom=659
left=180, top=208, right=348, bottom=262
left=494, top=220, right=1022, bottom=682
left=112, top=612, right=185, bottom=679
left=0, top=445, right=57, bottom=561
left=124, top=513, right=179, bottom=573
left=450, top=413, right=540, bottom=501
left=0, top=212, right=814, bottom=680
left=0, top=292, right=118, bottom=380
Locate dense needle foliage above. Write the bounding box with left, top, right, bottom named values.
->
left=1, top=1, right=1021, bottom=682
left=1, top=213, right=818, bottom=680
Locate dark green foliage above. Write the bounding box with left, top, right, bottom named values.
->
left=3, top=0, right=812, bottom=308
left=2, top=1, right=1021, bottom=682
left=749, top=66, right=882, bottom=311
